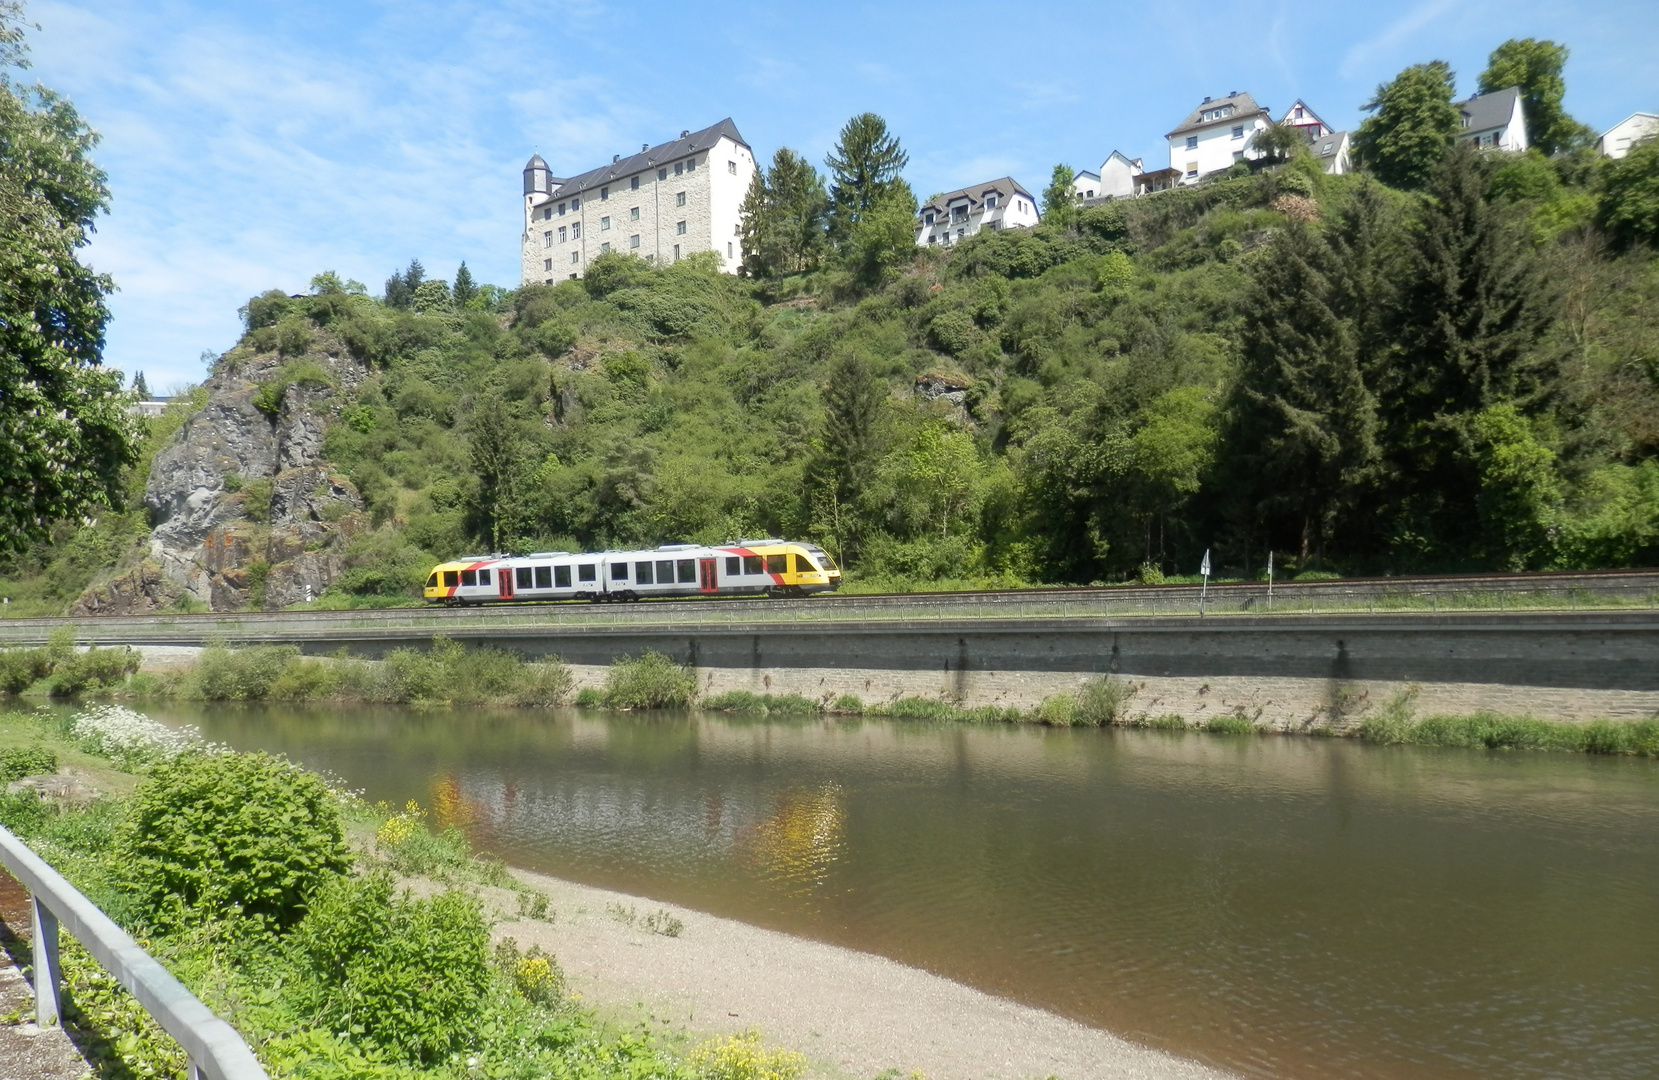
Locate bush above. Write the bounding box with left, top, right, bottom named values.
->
left=191, top=644, right=299, bottom=700
left=0, top=746, right=56, bottom=783
left=290, top=871, right=491, bottom=1063
left=689, top=1031, right=807, bottom=1080
left=117, top=751, right=349, bottom=932
left=1073, top=676, right=1133, bottom=725
left=702, top=691, right=820, bottom=715
left=46, top=645, right=140, bottom=696
left=0, top=647, right=54, bottom=694
left=603, top=651, right=697, bottom=709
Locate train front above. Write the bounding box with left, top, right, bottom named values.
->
left=797, top=544, right=842, bottom=593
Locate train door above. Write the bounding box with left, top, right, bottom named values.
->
left=698, top=557, right=718, bottom=594
left=498, top=564, right=515, bottom=601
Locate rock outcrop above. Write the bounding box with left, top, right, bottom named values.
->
left=73, top=340, right=368, bottom=614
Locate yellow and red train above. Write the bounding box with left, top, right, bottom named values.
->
left=423, top=539, right=840, bottom=605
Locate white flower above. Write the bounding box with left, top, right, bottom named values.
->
left=69, top=704, right=205, bottom=765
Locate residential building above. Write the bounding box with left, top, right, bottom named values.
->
left=1070, top=169, right=1101, bottom=201
left=1279, top=99, right=1332, bottom=138
left=1098, top=151, right=1145, bottom=199
left=1306, top=129, right=1353, bottom=175
left=1134, top=167, right=1182, bottom=195
left=1454, top=87, right=1528, bottom=151
left=916, top=178, right=1040, bottom=247
left=1600, top=112, right=1658, bottom=158
left=1166, top=91, right=1273, bottom=183
left=520, top=118, right=756, bottom=284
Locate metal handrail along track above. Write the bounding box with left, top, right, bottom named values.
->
left=0, top=823, right=268, bottom=1080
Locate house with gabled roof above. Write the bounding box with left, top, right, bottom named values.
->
left=1070, top=168, right=1102, bottom=201
left=520, top=118, right=756, bottom=283
left=1167, top=91, right=1273, bottom=183
left=1600, top=112, right=1658, bottom=159
left=1454, top=87, right=1528, bottom=152
left=1280, top=100, right=1332, bottom=139
left=916, top=177, right=1040, bottom=248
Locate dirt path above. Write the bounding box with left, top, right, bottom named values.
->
left=0, top=872, right=92, bottom=1080
left=488, top=869, right=1235, bottom=1080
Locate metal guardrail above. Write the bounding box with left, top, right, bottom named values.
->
left=0, top=823, right=268, bottom=1080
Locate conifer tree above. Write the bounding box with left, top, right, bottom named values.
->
left=740, top=147, right=829, bottom=277
left=825, top=113, right=909, bottom=246
left=131, top=370, right=150, bottom=399
left=1478, top=38, right=1591, bottom=156
left=1041, top=164, right=1077, bottom=232
left=1230, top=223, right=1379, bottom=566
left=1354, top=61, right=1460, bottom=190
left=452, top=261, right=477, bottom=305
left=383, top=259, right=423, bottom=309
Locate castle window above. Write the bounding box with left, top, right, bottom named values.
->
left=630, top=206, right=639, bottom=221
left=558, top=226, right=567, bottom=242
left=542, top=208, right=552, bottom=220
left=658, top=168, right=667, bottom=180
left=728, top=160, right=736, bottom=174
left=542, top=230, right=552, bottom=248
left=630, top=176, right=639, bottom=190
left=672, top=244, right=680, bottom=260
left=600, top=186, right=609, bottom=200
left=570, top=252, right=578, bottom=263
left=676, top=220, right=687, bottom=235
left=558, top=202, right=565, bottom=215
left=687, top=157, right=696, bottom=171
left=601, top=216, right=611, bottom=230
left=727, top=241, right=733, bottom=257
left=676, top=191, right=686, bottom=207
left=571, top=197, right=579, bottom=210
left=571, top=222, right=581, bottom=238
left=569, top=273, right=577, bottom=279
left=630, top=234, right=640, bottom=249
left=543, top=258, right=551, bottom=271
left=601, top=241, right=611, bottom=253
left=675, top=162, right=683, bottom=176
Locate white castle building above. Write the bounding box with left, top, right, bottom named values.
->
left=521, top=118, right=756, bottom=284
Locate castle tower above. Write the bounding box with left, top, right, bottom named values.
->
left=523, top=153, right=552, bottom=197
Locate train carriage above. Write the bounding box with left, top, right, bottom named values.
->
left=422, top=539, right=839, bottom=605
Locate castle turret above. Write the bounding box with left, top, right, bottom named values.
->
left=523, top=153, right=552, bottom=197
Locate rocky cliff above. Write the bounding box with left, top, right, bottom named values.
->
left=73, top=336, right=368, bottom=614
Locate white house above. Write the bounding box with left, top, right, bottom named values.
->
left=1279, top=99, right=1333, bottom=139
left=521, top=118, right=756, bottom=284
left=1070, top=169, right=1101, bottom=201
left=1455, top=87, right=1528, bottom=152
left=1600, top=112, right=1659, bottom=158
left=1167, top=91, right=1273, bottom=184
left=916, top=178, right=1040, bottom=247
left=1306, top=130, right=1353, bottom=175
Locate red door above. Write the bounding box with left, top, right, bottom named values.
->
left=698, top=558, right=718, bottom=594
left=498, top=565, right=515, bottom=600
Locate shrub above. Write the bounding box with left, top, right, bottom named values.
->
left=689, top=1031, right=807, bottom=1080
left=46, top=645, right=140, bottom=696
left=1072, top=676, right=1133, bottom=725
left=191, top=644, right=299, bottom=700
left=1204, top=713, right=1257, bottom=735
left=118, top=751, right=349, bottom=932
left=290, top=871, right=491, bottom=1063
left=829, top=694, right=865, bottom=714
left=495, top=938, right=565, bottom=1005
left=702, top=691, right=819, bottom=715
left=0, top=647, right=54, bottom=694
left=603, top=651, right=697, bottom=709
left=875, top=696, right=959, bottom=721
left=0, top=746, right=56, bottom=783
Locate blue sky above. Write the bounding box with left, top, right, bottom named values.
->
left=22, top=0, right=1659, bottom=390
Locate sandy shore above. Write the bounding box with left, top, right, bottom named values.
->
left=487, top=868, right=1234, bottom=1080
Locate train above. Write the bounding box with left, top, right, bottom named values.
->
left=423, top=539, right=841, bottom=605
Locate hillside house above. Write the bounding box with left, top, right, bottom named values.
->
left=1306, top=129, right=1353, bottom=175
left=916, top=178, right=1040, bottom=247
left=1134, top=167, right=1182, bottom=195
left=1071, top=169, right=1101, bottom=201
left=520, top=118, right=756, bottom=284
left=1454, top=87, right=1528, bottom=151
left=1167, top=91, right=1273, bottom=183
left=1279, top=100, right=1332, bottom=138
left=1600, top=112, right=1658, bottom=158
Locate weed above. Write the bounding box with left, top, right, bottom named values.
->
left=829, top=693, right=865, bottom=714
left=515, top=889, right=552, bottom=921
left=1203, top=713, right=1258, bottom=735
left=702, top=691, right=820, bottom=715
left=603, top=650, right=697, bottom=709
left=689, top=1031, right=807, bottom=1080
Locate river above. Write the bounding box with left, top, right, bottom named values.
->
left=146, top=703, right=1659, bottom=1079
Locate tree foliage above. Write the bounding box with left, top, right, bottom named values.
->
left=1596, top=137, right=1659, bottom=249
left=740, top=147, right=829, bottom=276
left=825, top=112, right=909, bottom=244
left=1478, top=38, right=1590, bottom=156
left=1041, top=164, right=1077, bottom=232
left=0, top=8, right=141, bottom=553
left=1354, top=61, right=1460, bottom=190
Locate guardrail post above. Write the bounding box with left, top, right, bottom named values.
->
left=31, top=894, right=61, bottom=1027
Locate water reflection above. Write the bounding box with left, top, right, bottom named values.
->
left=146, top=703, right=1659, bottom=1080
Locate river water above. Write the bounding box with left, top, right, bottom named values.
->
left=147, top=704, right=1658, bottom=1079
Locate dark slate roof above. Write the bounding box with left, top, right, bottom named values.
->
left=918, top=176, right=1036, bottom=215
left=524, top=153, right=548, bottom=170
left=1458, top=87, right=1520, bottom=134
left=1309, top=131, right=1349, bottom=160
left=547, top=118, right=749, bottom=200
left=1168, top=92, right=1271, bottom=138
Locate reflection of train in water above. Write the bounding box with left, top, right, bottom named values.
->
left=424, top=539, right=840, bottom=605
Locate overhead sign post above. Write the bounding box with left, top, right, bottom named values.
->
left=1199, top=548, right=1211, bottom=616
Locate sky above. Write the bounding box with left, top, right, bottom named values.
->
left=18, top=0, right=1659, bottom=391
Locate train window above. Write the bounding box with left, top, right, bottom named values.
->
left=612, top=563, right=629, bottom=580
left=578, top=564, right=597, bottom=582
left=766, top=554, right=786, bottom=575
left=677, top=559, right=696, bottom=583
left=793, top=553, right=815, bottom=573
left=554, top=565, right=571, bottom=588
left=744, top=555, right=763, bottom=575
left=443, top=570, right=459, bottom=587
left=461, top=569, right=477, bottom=587
left=816, top=550, right=838, bottom=570
left=635, top=561, right=654, bottom=584
left=725, top=556, right=740, bottom=575
left=516, top=567, right=533, bottom=589
left=478, top=569, right=491, bottom=585
left=426, top=573, right=438, bottom=588
left=534, top=565, right=552, bottom=589
left=656, top=560, right=675, bottom=582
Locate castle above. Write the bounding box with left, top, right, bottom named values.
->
left=521, top=118, right=755, bottom=284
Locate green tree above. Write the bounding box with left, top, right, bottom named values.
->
left=811, top=351, right=888, bottom=558
left=383, top=258, right=423, bottom=308
left=452, top=260, right=477, bottom=305
left=739, top=147, right=829, bottom=277
left=1468, top=402, right=1561, bottom=568
left=468, top=394, right=524, bottom=550
left=131, top=370, right=150, bottom=398
left=1250, top=122, right=1308, bottom=164
left=1126, top=387, right=1220, bottom=568
left=1354, top=61, right=1460, bottom=189
left=1596, top=136, right=1659, bottom=249
left=1229, top=223, right=1380, bottom=566
left=825, top=112, right=909, bottom=246
left=0, top=4, right=141, bottom=554
left=843, top=180, right=918, bottom=287
left=1477, top=38, right=1591, bottom=156
left=1041, top=164, right=1077, bottom=232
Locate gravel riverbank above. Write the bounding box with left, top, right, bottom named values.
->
left=492, top=868, right=1235, bottom=1080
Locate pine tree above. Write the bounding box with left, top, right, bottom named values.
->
left=825, top=113, right=909, bottom=246
left=1041, top=164, right=1077, bottom=232
left=383, top=259, right=423, bottom=309
left=740, top=148, right=828, bottom=277
left=1230, top=223, right=1379, bottom=566
left=131, top=370, right=150, bottom=398
left=452, top=261, right=477, bottom=306
left=468, top=394, right=522, bottom=551
left=1478, top=38, right=1591, bottom=156
left=1354, top=61, right=1460, bottom=190
left=1326, top=178, right=1402, bottom=387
